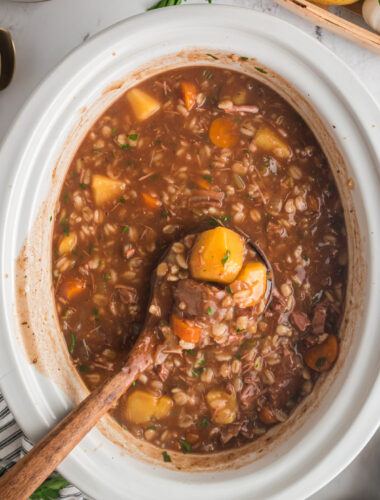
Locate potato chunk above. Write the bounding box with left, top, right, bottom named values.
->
left=91, top=175, right=125, bottom=206
left=206, top=390, right=237, bottom=424
left=124, top=390, right=173, bottom=424
left=58, top=232, right=77, bottom=255
left=126, top=88, right=161, bottom=121
left=234, top=262, right=267, bottom=306
left=254, top=126, right=290, bottom=159
left=190, top=227, right=244, bottom=284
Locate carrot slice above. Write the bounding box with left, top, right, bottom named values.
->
left=195, top=176, right=212, bottom=191
left=142, top=192, right=162, bottom=209
left=60, top=278, right=87, bottom=300
left=304, top=334, right=339, bottom=372
left=259, top=406, right=278, bottom=425
left=209, top=117, right=239, bottom=148
left=180, top=81, right=197, bottom=111
left=171, top=315, right=201, bottom=343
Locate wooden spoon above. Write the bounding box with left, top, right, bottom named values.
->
left=0, top=228, right=272, bottom=500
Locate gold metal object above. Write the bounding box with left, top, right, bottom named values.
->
left=0, top=28, right=16, bottom=91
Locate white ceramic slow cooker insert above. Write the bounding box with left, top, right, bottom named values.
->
left=0, top=6, right=379, bottom=500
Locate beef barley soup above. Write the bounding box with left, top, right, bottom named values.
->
left=52, top=65, right=347, bottom=457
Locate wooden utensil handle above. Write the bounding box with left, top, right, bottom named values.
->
left=0, top=335, right=154, bottom=500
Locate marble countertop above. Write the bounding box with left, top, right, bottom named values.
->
left=0, top=0, right=379, bottom=498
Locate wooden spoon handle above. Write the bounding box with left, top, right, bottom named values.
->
left=0, top=336, right=154, bottom=500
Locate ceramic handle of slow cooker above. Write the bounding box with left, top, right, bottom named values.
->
left=0, top=334, right=154, bottom=500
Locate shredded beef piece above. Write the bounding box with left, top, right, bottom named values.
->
left=291, top=310, right=310, bottom=331
left=173, top=279, right=226, bottom=320
left=311, top=302, right=328, bottom=334
left=267, top=221, right=287, bottom=239
left=114, top=284, right=138, bottom=304
left=189, top=189, right=224, bottom=207
left=267, top=348, right=302, bottom=408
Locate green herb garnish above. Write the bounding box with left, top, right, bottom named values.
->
left=254, top=66, right=268, bottom=74
left=69, top=333, right=76, bottom=354
left=111, top=127, right=117, bottom=134
left=197, top=358, right=206, bottom=367
left=122, top=226, right=129, bottom=233
left=240, top=56, right=249, bottom=61
left=105, top=273, right=111, bottom=281
left=79, top=183, right=85, bottom=190
left=206, top=53, right=218, bottom=60
left=202, top=174, right=212, bottom=184
left=120, top=197, right=126, bottom=203
left=191, top=369, right=198, bottom=377
left=179, top=439, right=192, bottom=454
left=316, top=357, right=326, bottom=369
left=147, top=425, right=157, bottom=430
left=236, top=328, right=246, bottom=333
left=121, top=143, right=130, bottom=150
left=128, top=133, right=138, bottom=141
left=79, top=365, right=89, bottom=372
left=234, top=354, right=242, bottom=360
left=185, top=349, right=196, bottom=356
left=311, top=290, right=324, bottom=307
left=221, top=215, right=230, bottom=222
left=92, top=308, right=99, bottom=316
left=221, top=249, right=230, bottom=266
left=207, top=306, right=214, bottom=315
left=30, top=474, right=69, bottom=500
left=226, top=285, right=233, bottom=295
left=209, top=216, right=219, bottom=227
left=162, top=451, right=172, bottom=462
left=161, top=209, right=169, bottom=218
left=200, top=418, right=211, bottom=426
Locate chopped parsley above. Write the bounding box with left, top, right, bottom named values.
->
left=92, top=308, right=99, bottom=316
left=206, top=53, right=218, bottom=60
left=197, top=358, right=206, bottom=367
left=120, top=143, right=130, bottom=150
left=179, top=439, right=192, bottom=454
left=221, top=249, right=230, bottom=266
left=226, top=285, right=233, bottom=295
left=221, top=215, right=230, bottom=222
left=316, top=357, right=326, bottom=369
left=200, top=418, right=211, bottom=426
left=147, top=425, right=156, bottom=430
left=128, top=133, right=138, bottom=141
left=105, top=273, right=111, bottom=281
left=122, top=226, right=129, bottom=233
left=202, top=174, right=212, bottom=184
left=234, top=354, right=242, bottom=360
left=79, top=182, right=85, bottom=190
left=30, top=474, right=69, bottom=500
left=191, top=369, right=198, bottom=377
left=209, top=216, right=219, bottom=227
left=79, top=365, right=89, bottom=372
left=49, top=216, right=52, bottom=222
left=254, top=66, right=268, bottom=74
left=120, top=197, right=126, bottom=203
left=207, top=306, right=214, bottom=315
left=237, top=328, right=246, bottom=333
left=161, top=209, right=169, bottom=218
left=162, top=451, right=172, bottom=462
left=111, top=127, right=117, bottom=134
left=240, top=56, right=249, bottom=61
left=185, top=349, right=196, bottom=356
left=69, top=333, right=76, bottom=354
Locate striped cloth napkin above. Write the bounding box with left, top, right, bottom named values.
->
left=0, top=391, right=86, bottom=499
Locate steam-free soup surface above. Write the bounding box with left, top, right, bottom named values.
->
left=52, top=65, right=347, bottom=458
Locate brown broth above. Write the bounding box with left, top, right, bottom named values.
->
left=52, top=66, right=347, bottom=456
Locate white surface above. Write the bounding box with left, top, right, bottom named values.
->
left=0, top=1, right=379, bottom=500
